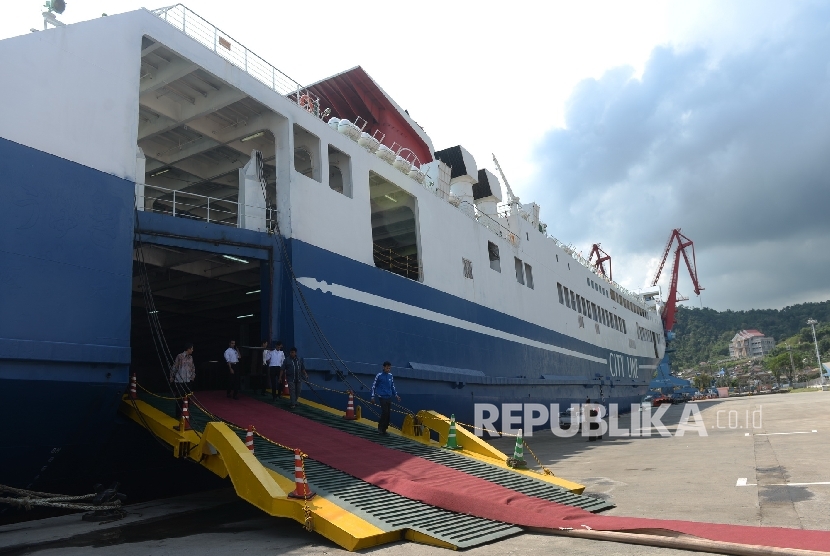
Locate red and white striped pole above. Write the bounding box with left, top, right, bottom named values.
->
left=342, top=391, right=358, bottom=420
left=245, top=426, right=255, bottom=454
left=129, top=373, right=137, bottom=400
left=288, top=448, right=315, bottom=500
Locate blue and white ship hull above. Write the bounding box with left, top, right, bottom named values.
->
left=0, top=5, right=664, bottom=488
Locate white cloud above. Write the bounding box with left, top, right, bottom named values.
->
left=530, top=1, right=830, bottom=310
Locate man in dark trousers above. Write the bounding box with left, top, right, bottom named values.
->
left=224, top=339, right=241, bottom=399
left=371, top=362, right=401, bottom=436
left=265, top=341, right=285, bottom=401
left=280, top=347, right=307, bottom=409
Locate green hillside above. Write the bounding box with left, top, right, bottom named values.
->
left=670, top=300, right=830, bottom=371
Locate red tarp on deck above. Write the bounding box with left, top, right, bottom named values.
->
left=196, top=392, right=830, bottom=552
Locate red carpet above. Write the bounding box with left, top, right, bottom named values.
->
left=197, top=392, right=830, bottom=552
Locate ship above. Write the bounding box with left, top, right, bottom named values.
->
left=0, top=4, right=665, bottom=489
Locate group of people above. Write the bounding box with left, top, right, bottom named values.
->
left=168, top=340, right=402, bottom=434
left=260, top=340, right=308, bottom=409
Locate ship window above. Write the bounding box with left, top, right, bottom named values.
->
left=591, top=302, right=597, bottom=321
left=293, top=124, right=321, bottom=182
left=587, top=278, right=590, bottom=287
left=524, top=263, right=534, bottom=289
left=575, top=295, right=582, bottom=314
left=514, top=257, right=525, bottom=285
left=570, top=291, right=576, bottom=310
left=622, top=320, right=627, bottom=334
left=564, top=287, right=571, bottom=308
left=557, top=283, right=564, bottom=304
left=488, top=242, right=501, bottom=272
left=369, top=172, right=420, bottom=281
left=463, top=258, right=473, bottom=279
left=328, top=145, right=352, bottom=197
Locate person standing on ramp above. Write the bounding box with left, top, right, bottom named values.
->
left=265, top=341, right=285, bottom=402
left=371, top=361, right=401, bottom=436
left=224, top=340, right=241, bottom=399
left=280, top=347, right=307, bottom=409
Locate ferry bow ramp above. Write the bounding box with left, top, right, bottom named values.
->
left=121, top=387, right=608, bottom=551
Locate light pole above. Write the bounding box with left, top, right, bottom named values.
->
left=786, top=344, right=796, bottom=384
left=807, top=319, right=823, bottom=385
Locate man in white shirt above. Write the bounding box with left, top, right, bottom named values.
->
left=224, top=340, right=241, bottom=399
left=265, top=341, right=285, bottom=402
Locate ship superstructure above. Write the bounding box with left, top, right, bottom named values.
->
left=0, top=5, right=664, bottom=487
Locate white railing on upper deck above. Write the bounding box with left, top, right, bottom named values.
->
left=137, top=183, right=274, bottom=230
left=150, top=4, right=320, bottom=112
left=555, top=236, right=646, bottom=306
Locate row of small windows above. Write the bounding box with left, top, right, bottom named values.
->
left=611, top=289, right=647, bottom=318
left=558, top=283, right=626, bottom=334
left=586, top=277, right=609, bottom=297
left=484, top=241, right=647, bottom=316
left=638, top=324, right=663, bottom=345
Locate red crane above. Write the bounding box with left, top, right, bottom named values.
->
left=588, top=243, right=612, bottom=281
left=650, top=229, right=703, bottom=333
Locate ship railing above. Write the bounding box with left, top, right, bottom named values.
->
left=137, top=183, right=276, bottom=230
left=546, top=228, right=646, bottom=307
left=150, top=4, right=322, bottom=117
left=372, top=243, right=421, bottom=281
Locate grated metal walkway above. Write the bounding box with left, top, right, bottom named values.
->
left=253, top=392, right=615, bottom=513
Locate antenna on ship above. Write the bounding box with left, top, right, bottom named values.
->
left=42, top=1, right=67, bottom=30
left=491, top=154, right=520, bottom=206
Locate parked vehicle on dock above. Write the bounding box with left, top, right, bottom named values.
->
left=670, top=392, right=687, bottom=404
left=642, top=394, right=670, bottom=408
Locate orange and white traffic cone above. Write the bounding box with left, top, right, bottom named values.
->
left=129, top=373, right=137, bottom=400
left=180, top=396, right=191, bottom=431
left=245, top=426, right=255, bottom=454
left=282, top=379, right=290, bottom=398
left=342, top=392, right=358, bottom=420
left=288, top=448, right=315, bottom=500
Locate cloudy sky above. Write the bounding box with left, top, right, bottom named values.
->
left=3, top=1, right=827, bottom=311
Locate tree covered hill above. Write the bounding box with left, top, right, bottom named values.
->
left=670, top=300, right=830, bottom=370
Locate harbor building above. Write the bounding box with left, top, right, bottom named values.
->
left=729, top=330, right=775, bottom=358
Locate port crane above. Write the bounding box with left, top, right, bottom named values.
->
left=650, top=228, right=703, bottom=334
left=588, top=243, right=612, bottom=281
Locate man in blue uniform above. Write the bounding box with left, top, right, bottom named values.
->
left=371, top=361, right=401, bottom=435
left=280, top=347, right=307, bottom=409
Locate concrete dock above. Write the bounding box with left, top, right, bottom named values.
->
left=2, top=391, right=827, bottom=555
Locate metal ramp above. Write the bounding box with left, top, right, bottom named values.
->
left=121, top=390, right=611, bottom=550
left=122, top=394, right=521, bottom=550
left=266, top=394, right=614, bottom=513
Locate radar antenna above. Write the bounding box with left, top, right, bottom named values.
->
left=42, top=1, right=67, bottom=29
left=491, top=154, right=519, bottom=205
